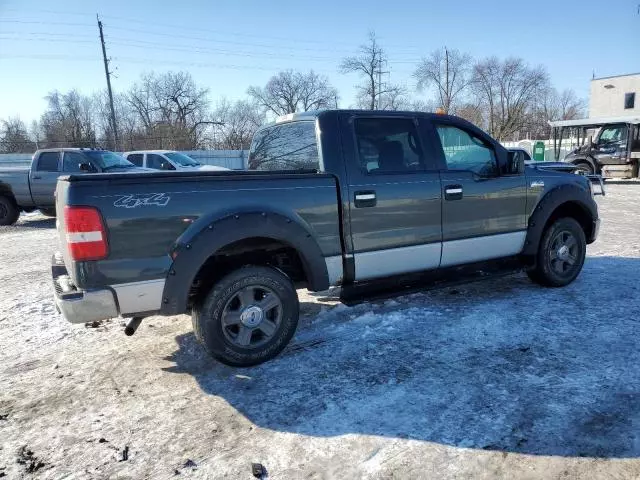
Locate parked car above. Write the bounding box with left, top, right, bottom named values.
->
left=51, top=110, right=600, bottom=366
left=0, top=148, right=148, bottom=225
left=123, top=150, right=229, bottom=171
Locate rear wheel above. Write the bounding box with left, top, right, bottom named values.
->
left=192, top=265, right=299, bottom=367
left=0, top=196, right=19, bottom=226
left=40, top=208, right=56, bottom=217
left=526, top=217, right=586, bottom=287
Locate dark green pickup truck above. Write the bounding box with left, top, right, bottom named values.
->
left=52, top=110, right=600, bottom=366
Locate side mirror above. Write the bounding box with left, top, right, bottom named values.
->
left=508, top=151, right=525, bottom=174
left=79, top=163, right=91, bottom=172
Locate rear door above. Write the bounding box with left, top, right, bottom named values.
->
left=340, top=114, right=442, bottom=281
left=432, top=121, right=527, bottom=267
left=30, top=151, right=61, bottom=206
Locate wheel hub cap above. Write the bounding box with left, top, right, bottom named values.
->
left=240, top=305, right=264, bottom=328
left=557, top=245, right=570, bottom=260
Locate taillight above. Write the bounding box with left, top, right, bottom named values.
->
left=64, top=206, right=108, bottom=261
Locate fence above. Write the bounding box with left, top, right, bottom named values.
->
left=501, top=139, right=581, bottom=162
left=0, top=150, right=248, bottom=169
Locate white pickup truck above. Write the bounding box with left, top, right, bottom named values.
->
left=123, top=150, right=229, bottom=171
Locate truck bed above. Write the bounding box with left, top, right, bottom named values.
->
left=56, top=170, right=343, bottom=289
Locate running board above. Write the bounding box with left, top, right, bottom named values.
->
left=339, top=256, right=524, bottom=306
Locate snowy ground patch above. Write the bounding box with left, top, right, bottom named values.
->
left=1, top=184, right=640, bottom=479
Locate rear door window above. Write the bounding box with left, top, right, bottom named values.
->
left=353, top=117, right=425, bottom=174
left=126, top=153, right=144, bottom=167
left=248, top=121, right=320, bottom=171
left=36, top=152, right=60, bottom=172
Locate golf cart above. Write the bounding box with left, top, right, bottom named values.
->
left=549, top=115, right=640, bottom=178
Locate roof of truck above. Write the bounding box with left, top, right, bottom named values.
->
left=273, top=109, right=454, bottom=124
left=549, top=115, right=640, bottom=128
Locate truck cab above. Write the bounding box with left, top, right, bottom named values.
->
left=550, top=116, right=640, bottom=178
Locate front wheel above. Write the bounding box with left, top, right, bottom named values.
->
left=192, top=266, right=299, bottom=367
left=526, top=217, right=586, bottom=287
left=573, top=161, right=594, bottom=175
left=0, top=196, right=20, bottom=226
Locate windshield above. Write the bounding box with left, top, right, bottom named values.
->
left=598, top=126, right=627, bottom=145
left=165, top=152, right=200, bottom=167
left=84, top=151, right=135, bottom=170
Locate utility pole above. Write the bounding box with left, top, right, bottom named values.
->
left=97, top=14, right=118, bottom=150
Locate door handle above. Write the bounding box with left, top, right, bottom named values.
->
left=32, top=176, right=42, bottom=180
left=444, top=184, right=463, bottom=201
left=354, top=191, right=376, bottom=208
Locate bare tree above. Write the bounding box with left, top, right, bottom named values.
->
left=377, top=84, right=411, bottom=111
left=123, top=71, right=211, bottom=149
left=40, top=90, right=96, bottom=148
left=247, top=70, right=338, bottom=116
left=0, top=117, right=36, bottom=153
left=340, top=32, right=399, bottom=110
left=471, top=57, right=549, bottom=140
left=414, top=47, right=472, bottom=114
left=211, top=99, right=264, bottom=150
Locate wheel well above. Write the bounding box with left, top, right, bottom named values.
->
left=188, top=237, right=308, bottom=308
left=0, top=184, right=17, bottom=205
left=544, top=201, right=593, bottom=240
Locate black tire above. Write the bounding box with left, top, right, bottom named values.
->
left=40, top=208, right=56, bottom=217
left=192, top=265, right=299, bottom=367
left=526, top=217, right=586, bottom=287
left=0, top=196, right=19, bottom=226
left=574, top=161, right=594, bottom=175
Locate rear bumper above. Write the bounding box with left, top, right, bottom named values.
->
left=52, top=253, right=118, bottom=324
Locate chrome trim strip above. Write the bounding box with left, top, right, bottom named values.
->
left=445, top=188, right=463, bottom=194
left=354, top=243, right=441, bottom=281
left=355, top=193, right=376, bottom=201
left=441, top=231, right=526, bottom=267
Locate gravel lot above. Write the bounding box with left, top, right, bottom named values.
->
left=1, top=183, right=640, bottom=479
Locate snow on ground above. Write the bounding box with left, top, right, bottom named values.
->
left=1, top=184, right=640, bottom=479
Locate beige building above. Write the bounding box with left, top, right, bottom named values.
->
left=590, top=73, right=640, bottom=117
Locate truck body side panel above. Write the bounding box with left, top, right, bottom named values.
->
left=0, top=168, right=35, bottom=207
left=58, top=172, right=342, bottom=290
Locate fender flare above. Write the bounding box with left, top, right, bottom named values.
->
left=160, top=211, right=329, bottom=315
left=522, top=183, right=597, bottom=257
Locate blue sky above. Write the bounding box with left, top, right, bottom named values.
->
left=1, top=0, right=639, bottom=123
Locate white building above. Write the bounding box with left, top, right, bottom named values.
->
left=590, top=73, right=640, bottom=117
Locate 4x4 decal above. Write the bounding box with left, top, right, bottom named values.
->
left=113, top=193, right=171, bottom=209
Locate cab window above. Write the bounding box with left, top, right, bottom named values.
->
left=248, top=121, right=319, bottom=171
left=62, top=151, right=88, bottom=172
left=353, top=117, right=424, bottom=174
left=436, top=125, right=498, bottom=176
left=36, top=152, right=60, bottom=172
left=126, top=154, right=144, bottom=167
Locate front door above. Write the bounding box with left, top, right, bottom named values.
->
left=593, top=124, right=629, bottom=165
left=30, top=151, right=61, bottom=206
left=433, top=123, right=527, bottom=267
left=341, top=114, right=442, bottom=281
